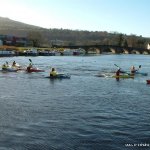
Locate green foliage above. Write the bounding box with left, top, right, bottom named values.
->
left=0, top=17, right=150, bottom=48
left=117, top=34, right=124, bottom=46
left=27, top=31, right=42, bottom=47
left=123, top=39, right=128, bottom=47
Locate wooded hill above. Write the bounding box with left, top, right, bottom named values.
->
left=0, top=16, right=150, bottom=48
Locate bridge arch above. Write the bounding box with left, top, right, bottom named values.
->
left=110, top=48, right=116, bottom=54
left=123, top=49, right=129, bottom=54
left=130, top=50, right=141, bottom=54
left=100, top=47, right=113, bottom=54
left=86, top=47, right=100, bottom=54
left=142, top=50, right=150, bottom=55
left=110, top=47, right=124, bottom=54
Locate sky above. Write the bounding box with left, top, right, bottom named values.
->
left=0, top=0, right=150, bottom=37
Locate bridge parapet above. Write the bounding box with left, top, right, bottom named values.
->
left=52, top=45, right=150, bottom=55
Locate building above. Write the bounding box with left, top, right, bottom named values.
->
left=147, top=43, right=150, bottom=50
left=0, top=34, right=28, bottom=47
left=51, top=39, right=64, bottom=47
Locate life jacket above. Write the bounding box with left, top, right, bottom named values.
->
left=130, top=66, right=136, bottom=73
left=2, top=64, right=7, bottom=70
left=50, top=71, right=57, bottom=76
left=12, top=62, right=16, bottom=67
left=116, top=69, right=120, bottom=76
left=27, top=66, right=31, bottom=72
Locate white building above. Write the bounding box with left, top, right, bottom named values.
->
left=147, top=43, right=150, bottom=50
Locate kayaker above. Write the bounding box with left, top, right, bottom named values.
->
left=12, top=61, right=16, bottom=67
left=115, top=68, right=121, bottom=81
left=2, top=63, right=7, bottom=70
left=27, top=64, right=32, bottom=72
left=130, top=66, right=137, bottom=74
left=50, top=68, right=58, bottom=77
left=26, top=61, right=33, bottom=72
left=29, top=62, right=33, bottom=68
left=28, top=61, right=33, bottom=68
left=116, top=68, right=121, bottom=76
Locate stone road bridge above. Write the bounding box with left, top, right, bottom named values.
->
left=53, top=45, right=150, bottom=54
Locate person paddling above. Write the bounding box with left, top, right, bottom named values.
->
left=50, top=68, right=58, bottom=77
left=12, top=61, right=16, bottom=67
left=130, top=66, right=137, bottom=74
left=2, top=63, right=7, bottom=70
left=116, top=68, right=121, bottom=76
left=115, top=68, right=121, bottom=81
left=27, top=59, right=33, bottom=72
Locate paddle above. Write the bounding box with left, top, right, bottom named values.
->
left=114, top=64, right=126, bottom=74
left=29, top=59, right=34, bottom=66
left=135, top=65, right=141, bottom=72
left=138, top=65, right=141, bottom=70
left=29, top=59, right=32, bottom=63
left=114, top=64, right=120, bottom=68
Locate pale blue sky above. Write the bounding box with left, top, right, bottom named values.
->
left=0, top=0, right=150, bottom=37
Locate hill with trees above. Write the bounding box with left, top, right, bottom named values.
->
left=0, top=16, right=150, bottom=48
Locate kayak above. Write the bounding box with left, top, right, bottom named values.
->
left=146, top=80, right=150, bottom=84
left=134, top=72, right=148, bottom=76
left=127, top=71, right=148, bottom=76
left=26, top=67, right=45, bottom=73
left=96, top=73, right=134, bottom=78
left=1, top=68, right=18, bottom=72
left=112, top=75, right=134, bottom=78
left=12, top=66, right=25, bottom=71
left=45, top=74, right=71, bottom=79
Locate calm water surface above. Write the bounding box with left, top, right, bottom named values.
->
left=0, top=55, right=150, bottom=150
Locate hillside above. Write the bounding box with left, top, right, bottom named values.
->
left=0, top=17, right=44, bottom=36
left=0, top=16, right=150, bottom=48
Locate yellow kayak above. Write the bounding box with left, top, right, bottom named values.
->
left=112, top=75, right=134, bottom=78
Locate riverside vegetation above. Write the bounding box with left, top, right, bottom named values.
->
left=0, top=17, right=150, bottom=49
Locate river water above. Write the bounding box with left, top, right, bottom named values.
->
left=0, top=55, right=150, bottom=150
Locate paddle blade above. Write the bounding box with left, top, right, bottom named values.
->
left=114, top=64, right=120, bottom=68
left=29, top=59, right=32, bottom=62
left=139, top=65, right=141, bottom=68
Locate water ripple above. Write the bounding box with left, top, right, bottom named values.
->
left=0, top=55, right=150, bottom=149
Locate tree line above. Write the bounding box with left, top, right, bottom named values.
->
left=1, top=17, right=149, bottom=48
left=27, top=29, right=150, bottom=49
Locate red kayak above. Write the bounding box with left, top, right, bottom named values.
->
left=26, top=67, right=45, bottom=73
left=146, top=80, right=150, bottom=84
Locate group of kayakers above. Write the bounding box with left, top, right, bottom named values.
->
left=114, top=65, right=142, bottom=81
left=1, top=60, right=59, bottom=77
left=116, top=65, right=139, bottom=76
left=2, top=61, right=19, bottom=70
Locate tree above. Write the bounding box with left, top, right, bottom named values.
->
left=137, top=38, right=146, bottom=48
left=123, top=39, right=128, bottom=47
left=117, top=34, right=124, bottom=46
left=27, top=31, right=42, bottom=47
left=127, top=35, right=137, bottom=47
